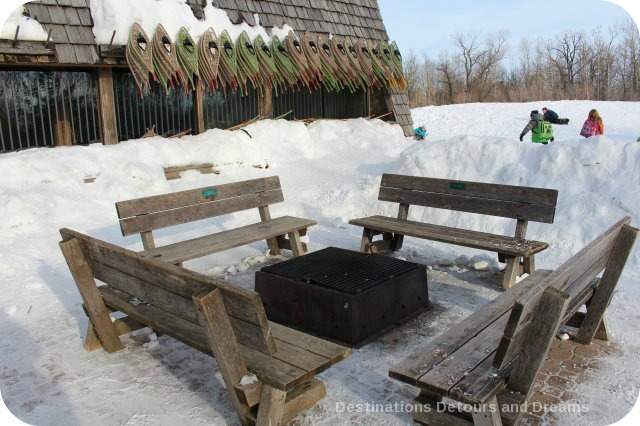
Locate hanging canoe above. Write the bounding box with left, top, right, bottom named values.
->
left=126, top=22, right=154, bottom=95
left=302, top=31, right=323, bottom=84
left=152, top=24, right=183, bottom=95
left=198, top=27, right=220, bottom=91
left=236, top=30, right=261, bottom=95
left=317, top=34, right=343, bottom=92
left=254, top=34, right=283, bottom=95
left=217, top=30, right=239, bottom=94
left=270, top=35, right=299, bottom=89
left=285, top=31, right=313, bottom=89
left=176, top=27, right=199, bottom=91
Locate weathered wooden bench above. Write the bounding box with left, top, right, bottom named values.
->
left=116, top=176, right=316, bottom=265
left=349, top=174, right=559, bottom=289
left=389, top=216, right=637, bottom=425
left=59, top=228, right=351, bottom=425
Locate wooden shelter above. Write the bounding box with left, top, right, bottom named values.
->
left=0, top=0, right=413, bottom=152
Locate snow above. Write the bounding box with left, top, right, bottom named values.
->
left=1, top=100, right=640, bottom=425
left=89, top=0, right=293, bottom=46
left=0, top=6, right=49, bottom=42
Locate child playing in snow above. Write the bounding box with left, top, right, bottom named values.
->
left=542, top=107, right=569, bottom=125
left=520, top=110, right=554, bottom=144
left=414, top=125, right=426, bottom=140
left=580, top=109, right=604, bottom=138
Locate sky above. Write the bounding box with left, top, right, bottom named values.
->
left=378, top=0, right=640, bottom=60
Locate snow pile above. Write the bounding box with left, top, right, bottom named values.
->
left=0, top=5, right=49, bottom=42
left=89, top=0, right=293, bottom=45
left=1, top=100, right=640, bottom=425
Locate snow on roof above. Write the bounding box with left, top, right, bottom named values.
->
left=0, top=5, right=49, bottom=42
left=89, top=0, right=293, bottom=45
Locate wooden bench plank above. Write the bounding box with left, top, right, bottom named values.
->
left=141, top=216, right=316, bottom=264
left=350, top=216, right=548, bottom=256
left=389, top=270, right=552, bottom=384
left=61, top=228, right=270, bottom=326
left=116, top=176, right=282, bottom=217
left=380, top=174, right=559, bottom=209
left=270, top=322, right=351, bottom=363
left=119, top=190, right=285, bottom=235
left=98, top=285, right=329, bottom=392
left=378, top=186, right=556, bottom=223
left=418, top=312, right=510, bottom=395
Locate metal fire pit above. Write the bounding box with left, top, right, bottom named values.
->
left=255, top=247, right=429, bottom=346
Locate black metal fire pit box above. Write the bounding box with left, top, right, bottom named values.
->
left=255, top=247, right=429, bottom=347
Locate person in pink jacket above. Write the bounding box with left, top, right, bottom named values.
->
left=580, top=109, right=604, bottom=138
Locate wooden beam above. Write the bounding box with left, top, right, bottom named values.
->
left=258, top=87, right=273, bottom=118
left=59, top=238, right=124, bottom=352
left=194, top=76, right=205, bottom=134
left=576, top=224, right=638, bottom=344
left=97, top=67, right=118, bottom=145
left=508, top=287, right=569, bottom=397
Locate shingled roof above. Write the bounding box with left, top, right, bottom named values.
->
left=2, top=0, right=412, bottom=135
left=23, top=0, right=99, bottom=64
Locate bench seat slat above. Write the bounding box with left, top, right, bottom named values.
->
left=389, top=270, right=553, bottom=384
left=141, top=216, right=317, bottom=264
left=349, top=216, right=548, bottom=257
left=98, top=285, right=348, bottom=391
left=418, top=312, right=510, bottom=395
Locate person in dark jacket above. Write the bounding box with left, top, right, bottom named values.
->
left=542, top=107, right=570, bottom=125
left=520, top=110, right=554, bottom=144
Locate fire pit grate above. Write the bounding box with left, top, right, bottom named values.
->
left=260, top=247, right=418, bottom=294
left=255, top=247, right=429, bottom=346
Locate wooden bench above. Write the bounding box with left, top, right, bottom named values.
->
left=116, top=176, right=316, bottom=265
left=349, top=174, right=559, bottom=289
left=59, top=228, right=351, bottom=425
left=389, top=216, right=637, bottom=425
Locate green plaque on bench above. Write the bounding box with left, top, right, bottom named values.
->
left=201, top=188, right=218, bottom=198
left=450, top=182, right=466, bottom=190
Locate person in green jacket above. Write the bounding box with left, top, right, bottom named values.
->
left=519, top=110, right=554, bottom=144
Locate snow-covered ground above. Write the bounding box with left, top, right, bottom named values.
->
left=1, top=100, right=639, bottom=425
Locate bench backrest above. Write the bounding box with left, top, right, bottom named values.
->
left=493, top=216, right=637, bottom=394
left=59, top=228, right=277, bottom=356
left=379, top=174, right=558, bottom=223
left=116, top=176, right=285, bottom=237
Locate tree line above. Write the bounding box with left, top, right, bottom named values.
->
left=402, top=19, right=640, bottom=107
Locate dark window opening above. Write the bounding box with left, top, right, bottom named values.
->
left=0, top=69, right=99, bottom=152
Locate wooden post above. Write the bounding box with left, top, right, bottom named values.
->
left=256, top=384, right=287, bottom=426
left=258, top=87, right=273, bottom=118
left=193, top=288, right=251, bottom=425
left=287, top=230, right=305, bottom=257
left=258, top=205, right=281, bottom=256
left=391, top=202, right=409, bottom=250
left=509, top=287, right=569, bottom=397
left=59, top=238, right=124, bottom=352
left=194, top=76, right=205, bottom=134
left=576, top=225, right=638, bottom=344
left=97, top=67, right=118, bottom=145
left=471, top=396, right=503, bottom=426
left=55, top=91, right=72, bottom=147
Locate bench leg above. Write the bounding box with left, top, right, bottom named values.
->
left=360, top=228, right=374, bottom=253
left=60, top=238, right=124, bottom=353
left=522, top=255, right=535, bottom=275
left=500, top=256, right=520, bottom=290
left=256, top=384, right=286, bottom=426
left=471, top=396, right=502, bottom=426
left=287, top=230, right=305, bottom=256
